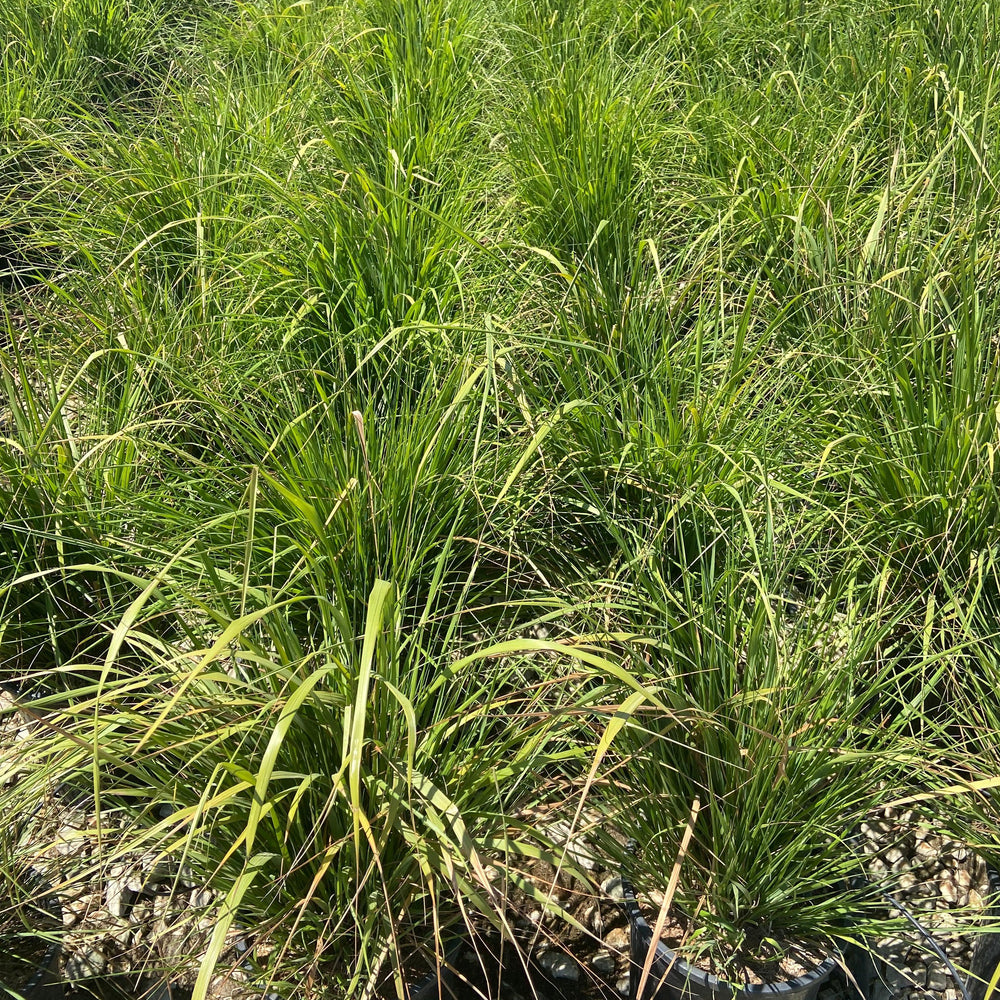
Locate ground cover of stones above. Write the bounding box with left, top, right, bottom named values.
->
left=1, top=696, right=997, bottom=1000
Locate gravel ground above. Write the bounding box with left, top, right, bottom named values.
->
left=852, top=806, right=994, bottom=1000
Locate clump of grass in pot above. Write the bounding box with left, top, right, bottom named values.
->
left=0, top=576, right=617, bottom=999
left=815, top=268, right=1000, bottom=618
left=598, top=565, right=922, bottom=984
left=0, top=331, right=186, bottom=685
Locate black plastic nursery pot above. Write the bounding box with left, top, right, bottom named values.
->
left=404, top=941, right=466, bottom=1000
left=0, top=871, right=63, bottom=1000
left=403, top=934, right=571, bottom=1000
left=967, top=867, right=1000, bottom=1000
left=622, top=880, right=838, bottom=1000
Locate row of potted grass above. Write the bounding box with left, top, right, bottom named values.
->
left=4, top=241, right=1000, bottom=999
left=4, top=0, right=1000, bottom=994
left=4, top=229, right=1000, bottom=998
left=3, top=513, right=1000, bottom=998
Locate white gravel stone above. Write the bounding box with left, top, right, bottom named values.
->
left=927, top=969, right=952, bottom=992
left=106, top=876, right=133, bottom=919
left=538, top=950, right=579, bottom=981
left=544, top=819, right=599, bottom=870
left=876, top=936, right=904, bottom=951
left=106, top=924, right=134, bottom=948
left=605, top=927, right=629, bottom=951
left=602, top=876, right=624, bottom=901
left=189, top=887, right=212, bottom=909
left=53, top=825, right=84, bottom=857
left=940, top=879, right=959, bottom=904
left=864, top=820, right=892, bottom=840
left=65, top=947, right=106, bottom=980
left=591, top=949, right=617, bottom=975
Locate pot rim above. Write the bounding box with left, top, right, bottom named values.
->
left=404, top=939, right=466, bottom=1000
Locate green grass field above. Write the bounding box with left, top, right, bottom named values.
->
left=4, top=0, right=1000, bottom=995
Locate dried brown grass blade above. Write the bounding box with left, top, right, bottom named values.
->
left=635, top=797, right=701, bottom=1000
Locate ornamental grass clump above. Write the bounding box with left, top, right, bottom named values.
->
left=0, top=576, right=617, bottom=999
left=813, top=270, right=1000, bottom=619
left=0, top=331, right=186, bottom=684
left=598, top=564, right=922, bottom=983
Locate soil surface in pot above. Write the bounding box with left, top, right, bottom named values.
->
left=634, top=899, right=828, bottom=985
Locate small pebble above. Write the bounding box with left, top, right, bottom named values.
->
left=605, top=927, right=629, bottom=951
left=602, top=876, right=624, bottom=901
left=864, top=820, right=892, bottom=839
left=106, top=924, right=134, bottom=948
left=584, top=903, right=604, bottom=936
left=53, top=825, right=83, bottom=857
left=538, top=950, right=579, bottom=981
left=189, top=887, right=212, bottom=909
left=106, top=877, right=136, bottom=920
left=591, top=949, right=617, bottom=975
left=65, top=947, right=107, bottom=980
left=927, top=969, right=952, bottom=992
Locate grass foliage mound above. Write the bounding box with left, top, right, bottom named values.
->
left=3, top=0, right=1000, bottom=995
